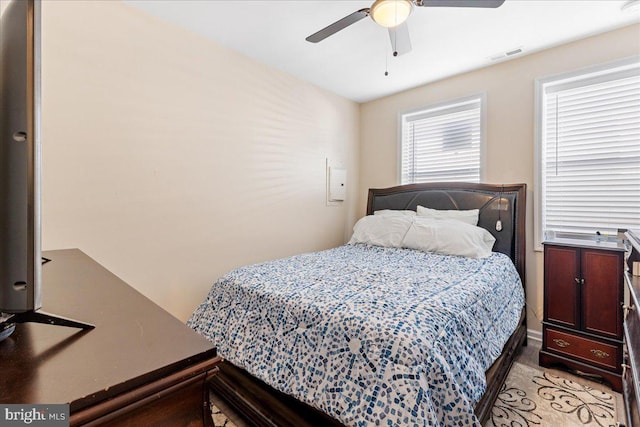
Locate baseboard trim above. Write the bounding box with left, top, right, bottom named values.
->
left=527, top=329, right=542, bottom=344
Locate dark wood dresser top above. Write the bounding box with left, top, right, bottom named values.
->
left=0, top=249, right=216, bottom=413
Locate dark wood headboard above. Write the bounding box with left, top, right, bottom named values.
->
left=366, top=182, right=526, bottom=283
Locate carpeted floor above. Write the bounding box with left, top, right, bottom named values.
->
left=209, top=341, right=623, bottom=427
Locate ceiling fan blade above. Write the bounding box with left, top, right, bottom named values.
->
left=305, top=8, right=370, bottom=43
left=388, top=23, right=412, bottom=56
left=419, top=0, right=505, bottom=7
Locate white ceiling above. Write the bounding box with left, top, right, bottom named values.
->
left=124, top=0, right=640, bottom=103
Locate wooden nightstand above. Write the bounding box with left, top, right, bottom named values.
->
left=0, top=249, right=221, bottom=426
left=539, top=237, right=625, bottom=392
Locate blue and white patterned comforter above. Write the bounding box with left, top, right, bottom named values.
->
left=188, top=244, right=524, bottom=427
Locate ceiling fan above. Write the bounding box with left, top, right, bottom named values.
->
left=306, top=0, right=506, bottom=56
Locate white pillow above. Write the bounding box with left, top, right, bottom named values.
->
left=348, top=215, right=413, bottom=248
left=416, top=205, right=479, bottom=226
left=402, top=217, right=496, bottom=258
left=373, top=209, right=416, bottom=217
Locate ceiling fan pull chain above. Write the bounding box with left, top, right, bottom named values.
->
left=392, top=26, right=398, bottom=57
left=385, top=41, right=389, bottom=76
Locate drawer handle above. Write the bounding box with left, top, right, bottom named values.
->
left=590, top=349, right=609, bottom=359
left=553, top=338, right=570, bottom=348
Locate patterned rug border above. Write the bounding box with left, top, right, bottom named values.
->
left=486, top=362, right=618, bottom=427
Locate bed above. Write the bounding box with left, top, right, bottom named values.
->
left=189, top=182, right=527, bottom=427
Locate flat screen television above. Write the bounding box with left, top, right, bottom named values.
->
left=0, top=0, right=92, bottom=342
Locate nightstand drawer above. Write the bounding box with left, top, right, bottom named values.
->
left=545, top=328, right=620, bottom=371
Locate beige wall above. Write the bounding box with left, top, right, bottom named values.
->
left=40, top=1, right=360, bottom=321
left=359, top=24, right=640, bottom=334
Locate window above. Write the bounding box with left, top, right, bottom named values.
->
left=535, top=58, right=640, bottom=247
left=399, top=95, right=484, bottom=184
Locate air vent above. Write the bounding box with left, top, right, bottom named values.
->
left=490, top=47, right=524, bottom=61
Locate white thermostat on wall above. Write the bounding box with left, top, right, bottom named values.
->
left=328, top=167, right=347, bottom=202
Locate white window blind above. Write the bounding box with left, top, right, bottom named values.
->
left=540, top=62, right=640, bottom=237
left=400, top=96, right=482, bottom=184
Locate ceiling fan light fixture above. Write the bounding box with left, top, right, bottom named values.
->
left=370, top=0, right=413, bottom=28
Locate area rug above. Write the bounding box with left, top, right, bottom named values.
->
left=211, top=362, right=617, bottom=427
left=485, top=362, right=617, bottom=427
left=211, top=404, right=237, bottom=427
